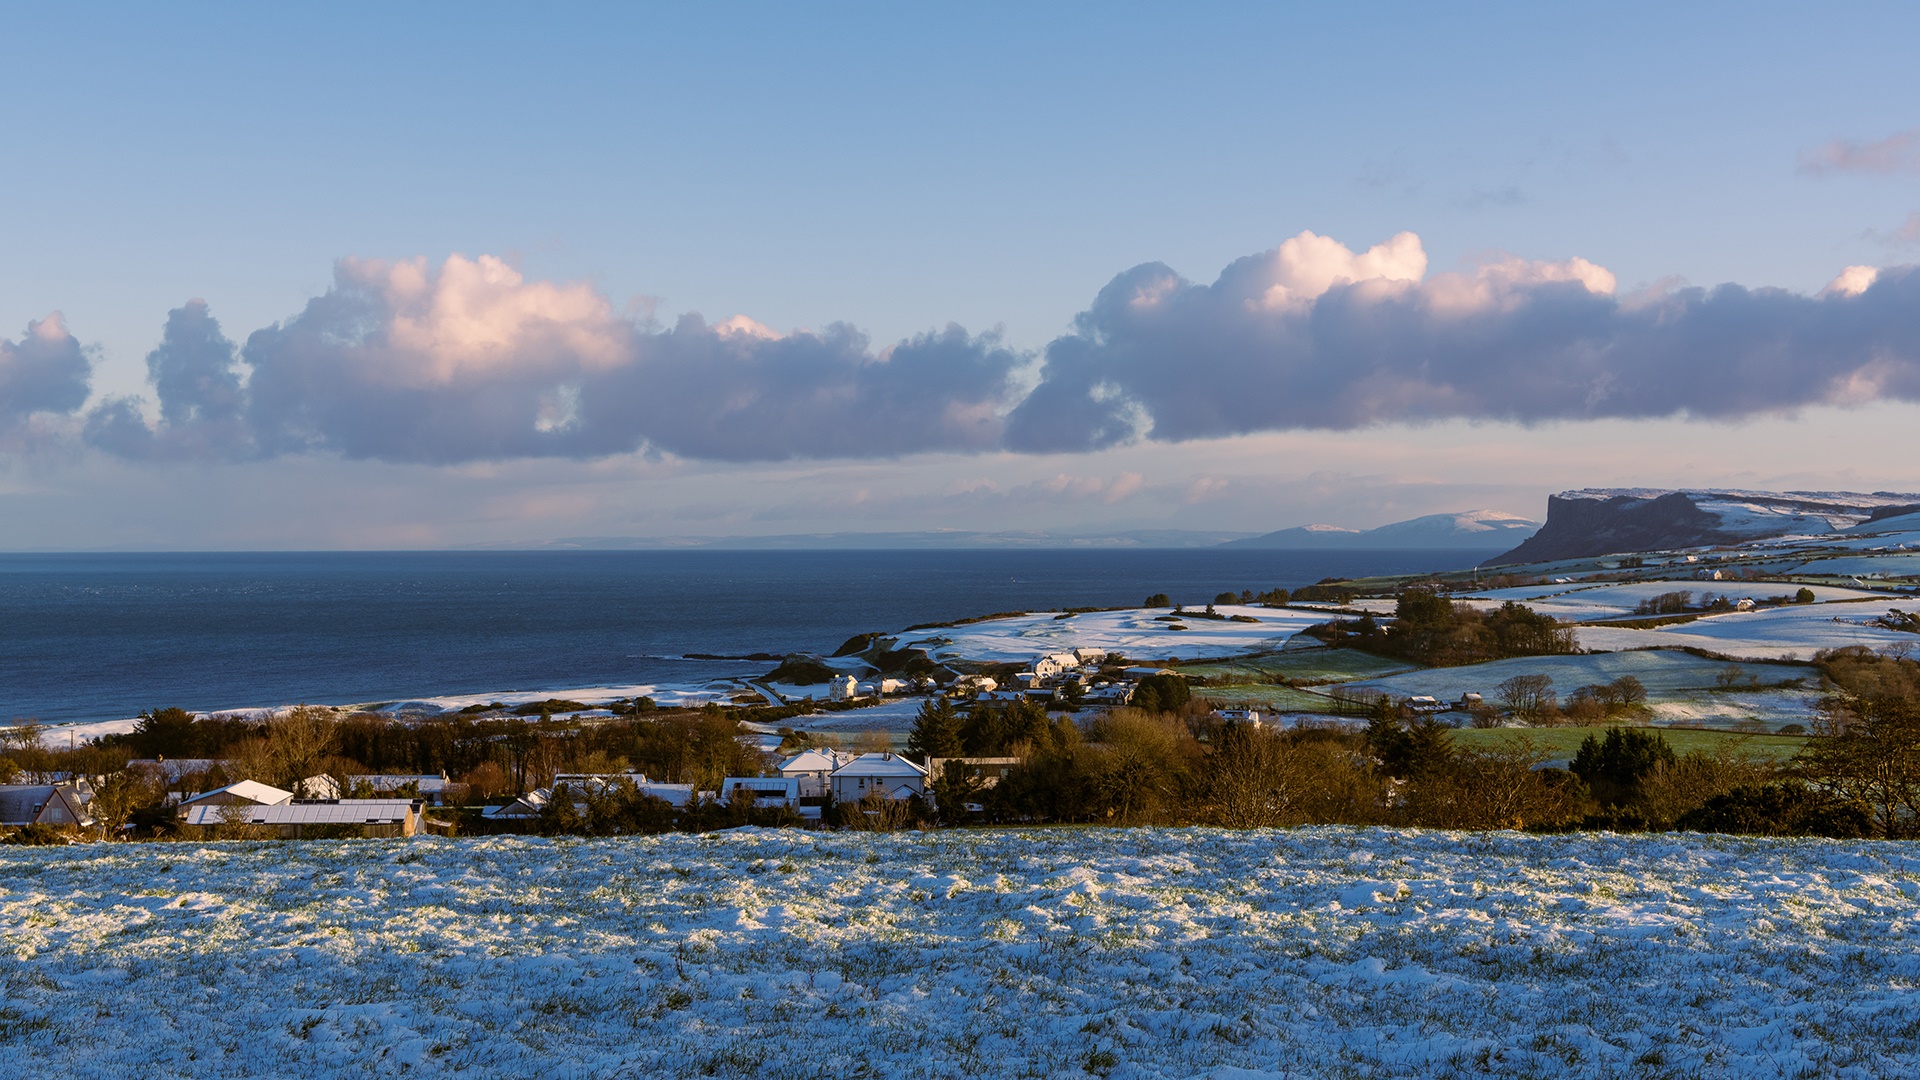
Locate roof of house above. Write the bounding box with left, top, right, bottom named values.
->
left=178, top=780, right=294, bottom=808
left=831, top=753, right=928, bottom=779
left=184, top=799, right=416, bottom=827
left=722, top=776, right=800, bottom=794
left=350, top=774, right=451, bottom=793
left=128, top=759, right=222, bottom=782
left=0, top=784, right=86, bottom=825
left=778, top=749, right=852, bottom=773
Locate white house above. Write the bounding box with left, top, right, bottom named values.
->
left=829, top=753, right=928, bottom=804
left=828, top=675, right=860, bottom=702
left=953, top=675, right=997, bottom=695
left=0, top=783, right=94, bottom=828
left=1213, top=707, right=1264, bottom=725
left=1033, top=652, right=1082, bottom=681
left=777, top=749, right=854, bottom=799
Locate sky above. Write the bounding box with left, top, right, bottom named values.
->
left=4, top=2, right=1920, bottom=549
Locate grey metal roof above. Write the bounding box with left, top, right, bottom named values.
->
left=184, top=799, right=415, bottom=826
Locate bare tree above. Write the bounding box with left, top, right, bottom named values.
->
left=266, top=705, right=338, bottom=795
left=1497, top=675, right=1556, bottom=725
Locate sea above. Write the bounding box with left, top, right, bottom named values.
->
left=0, top=549, right=1499, bottom=725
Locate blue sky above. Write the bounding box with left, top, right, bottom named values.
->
left=4, top=3, right=1920, bottom=548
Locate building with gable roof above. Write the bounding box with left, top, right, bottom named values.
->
left=829, top=752, right=928, bottom=804
left=0, top=783, right=94, bottom=828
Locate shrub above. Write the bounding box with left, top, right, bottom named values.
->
left=1143, top=593, right=1171, bottom=608
left=1571, top=727, right=1675, bottom=808
left=1131, top=674, right=1191, bottom=714
left=1678, top=783, right=1870, bottom=838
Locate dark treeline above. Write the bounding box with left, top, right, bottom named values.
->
left=1307, top=589, right=1577, bottom=666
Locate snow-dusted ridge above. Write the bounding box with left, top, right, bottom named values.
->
left=1492, top=488, right=1920, bottom=565
left=4, top=830, right=1918, bottom=1077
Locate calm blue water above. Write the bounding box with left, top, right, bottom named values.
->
left=0, top=549, right=1494, bottom=723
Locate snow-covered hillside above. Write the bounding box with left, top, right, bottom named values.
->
left=1491, top=488, right=1920, bottom=565
left=4, top=831, right=1916, bottom=1078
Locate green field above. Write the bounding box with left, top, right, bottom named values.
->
left=1179, top=649, right=1415, bottom=685
left=1197, top=684, right=1344, bottom=712
left=1450, top=725, right=1810, bottom=762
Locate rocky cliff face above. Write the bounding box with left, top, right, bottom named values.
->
left=1486, top=488, right=1920, bottom=565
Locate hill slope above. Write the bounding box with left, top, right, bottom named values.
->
left=1225, top=509, right=1538, bottom=550
left=1488, top=488, right=1920, bottom=565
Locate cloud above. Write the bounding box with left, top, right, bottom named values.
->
left=1004, top=232, right=1920, bottom=451
left=1801, top=128, right=1920, bottom=175
left=54, top=233, right=1920, bottom=465
left=85, top=300, right=251, bottom=459
left=89, top=254, right=1022, bottom=464
left=0, top=313, right=91, bottom=444
left=1868, top=211, right=1920, bottom=249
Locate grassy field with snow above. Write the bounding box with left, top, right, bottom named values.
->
left=5, top=830, right=1920, bottom=1078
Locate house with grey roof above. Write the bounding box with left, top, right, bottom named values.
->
left=0, top=783, right=94, bottom=828
left=182, top=798, right=422, bottom=838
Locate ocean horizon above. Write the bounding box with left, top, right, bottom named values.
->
left=1, top=548, right=1497, bottom=725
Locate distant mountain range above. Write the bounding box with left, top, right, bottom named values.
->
left=1221, top=510, right=1540, bottom=551
left=472, top=511, right=1550, bottom=552
left=1488, top=488, right=1920, bottom=565
left=462, top=529, right=1263, bottom=551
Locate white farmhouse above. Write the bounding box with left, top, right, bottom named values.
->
left=1032, top=652, right=1082, bottom=681
left=777, top=749, right=853, bottom=799
left=828, top=675, right=860, bottom=702
left=829, top=753, right=928, bottom=803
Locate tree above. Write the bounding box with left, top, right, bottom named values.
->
left=88, top=768, right=163, bottom=840
left=128, top=707, right=201, bottom=758
left=906, top=698, right=963, bottom=762
left=1497, top=675, right=1557, bottom=724
left=929, top=759, right=984, bottom=824
left=266, top=705, right=338, bottom=795
left=1366, top=707, right=1453, bottom=781
left=1131, top=674, right=1190, bottom=714
left=1570, top=727, right=1675, bottom=809
left=1795, top=587, right=1817, bottom=604
left=1144, top=593, right=1171, bottom=608
left=1797, top=692, right=1920, bottom=837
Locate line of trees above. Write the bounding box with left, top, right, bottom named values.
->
left=1307, top=589, right=1577, bottom=666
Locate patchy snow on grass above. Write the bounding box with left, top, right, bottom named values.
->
left=1577, top=598, right=1920, bottom=660
left=4, top=830, right=1919, bottom=1078
left=1458, top=580, right=1883, bottom=621
left=1647, top=688, right=1825, bottom=730
left=896, top=606, right=1324, bottom=666
left=1351, top=650, right=1805, bottom=702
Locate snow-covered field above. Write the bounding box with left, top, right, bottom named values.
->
left=4, top=830, right=1919, bottom=1078
left=1351, top=650, right=1809, bottom=702
left=1577, top=598, right=1920, bottom=660
left=1458, top=581, right=1884, bottom=621
left=896, top=606, right=1323, bottom=665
